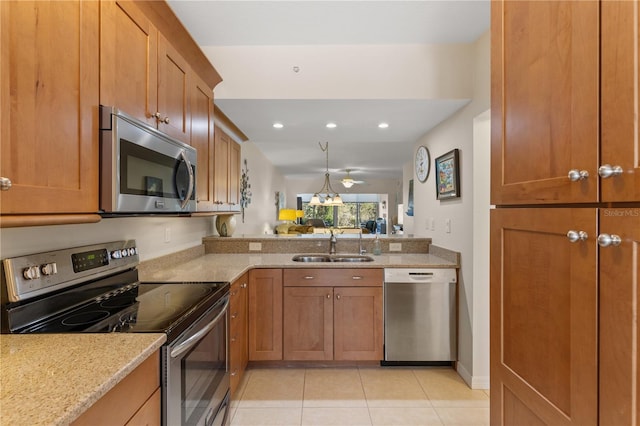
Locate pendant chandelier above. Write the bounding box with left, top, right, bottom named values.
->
left=309, top=142, right=343, bottom=206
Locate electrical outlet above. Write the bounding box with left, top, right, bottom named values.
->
left=249, top=242, right=262, bottom=251
left=389, top=243, right=402, bottom=252
left=164, top=227, right=171, bottom=243
left=445, top=219, right=451, bottom=233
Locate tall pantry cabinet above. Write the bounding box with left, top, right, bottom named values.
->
left=491, top=1, right=640, bottom=425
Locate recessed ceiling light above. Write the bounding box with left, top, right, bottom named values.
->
left=273, top=122, right=284, bottom=129
left=326, top=122, right=337, bottom=129
left=378, top=122, right=389, bottom=129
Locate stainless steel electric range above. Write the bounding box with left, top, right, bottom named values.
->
left=1, top=240, right=230, bottom=426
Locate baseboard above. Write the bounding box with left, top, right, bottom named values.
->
left=456, top=363, right=490, bottom=390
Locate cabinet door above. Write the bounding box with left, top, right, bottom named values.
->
left=0, top=0, right=99, bottom=217
left=490, top=208, right=597, bottom=425
left=157, top=33, right=190, bottom=144
left=601, top=1, right=640, bottom=202
left=599, top=208, right=640, bottom=425
left=248, top=269, right=283, bottom=361
left=491, top=1, right=599, bottom=205
left=229, top=273, right=248, bottom=396
left=228, top=139, right=241, bottom=210
left=283, top=287, right=333, bottom=360
left=100, top=0, right=157, bottom=127
left=213, top=126, right=230, bottom=211
left=333, top=287, right=383, bottom=361
left=191, top=74, right=215, bottom=211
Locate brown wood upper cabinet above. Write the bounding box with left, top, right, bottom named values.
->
left=101, top=0, right=191, bottom=144
left=0, top=0, right=100, bottom=224
left=283, top=268, right=383, bottom=361
left=491, top=0, right=639, bottom=205
left=212, top=126, right=241, bottom=212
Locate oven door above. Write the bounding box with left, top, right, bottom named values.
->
left=164, top=294, right=230, bottom=426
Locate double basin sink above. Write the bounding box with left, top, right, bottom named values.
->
left=292, top=254, right=374, bottom=263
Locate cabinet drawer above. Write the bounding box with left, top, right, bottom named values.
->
left=284, top=268, right=383, bottom=287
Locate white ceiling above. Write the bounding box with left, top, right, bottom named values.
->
left=167, top=0, right=490, bottom=183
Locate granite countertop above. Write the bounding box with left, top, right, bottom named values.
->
left=0, top=333, right=166, bottom=426
left=140, top=252, right=458, bottom=283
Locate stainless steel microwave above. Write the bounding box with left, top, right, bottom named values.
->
left=99, top=106, right=196, bottom=214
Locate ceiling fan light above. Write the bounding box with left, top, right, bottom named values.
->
left=342, top=179, right=355, bottom=188
left=273, top=122, right=284, bottom=129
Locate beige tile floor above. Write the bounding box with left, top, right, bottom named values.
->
left=230, top=367, right=489, bottom=426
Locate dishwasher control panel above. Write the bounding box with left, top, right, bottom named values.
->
left=384, top=268, right=457, bottom=284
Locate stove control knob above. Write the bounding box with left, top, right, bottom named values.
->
left=23, top=266, right=41, bottom=280
left=121, top=249, right=129, bottom=257
left=40, top=262, right=57, bottom=276
left=111, top=250, right=122, bottom=259
left=128, top=248, right=136, bottom=256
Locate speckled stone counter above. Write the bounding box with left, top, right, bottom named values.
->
left=0, top=333, right=166, bottom=426
left=139, top=252, right=458, bottom=283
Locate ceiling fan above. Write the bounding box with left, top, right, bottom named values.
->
left=341, top=169, right=366, bottom=188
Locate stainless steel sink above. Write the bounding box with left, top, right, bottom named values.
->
left=291, top=255, right=332, bottom=262
left=291, top=254, right=374, bottom=263
left=330, top=254, right=374, bottom=262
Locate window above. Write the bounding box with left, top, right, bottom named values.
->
left=302, top=201, right=378, bottom=228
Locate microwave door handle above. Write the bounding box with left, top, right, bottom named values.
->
left=170, top=297, right=229, bottom=359
left=179, top=150, right=194, bottom=210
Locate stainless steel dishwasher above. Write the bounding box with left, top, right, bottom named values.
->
left=383, top=268, right=457, bottom=365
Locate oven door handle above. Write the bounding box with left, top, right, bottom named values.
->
left=170, top=296, right=229, bottom=359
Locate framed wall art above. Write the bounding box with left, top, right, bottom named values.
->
left=435, top=149, right=460, bottom=200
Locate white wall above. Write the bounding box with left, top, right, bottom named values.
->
left=405, top=30, right=490, bottom=388
left=232, top=140, right=286, bottom=235
left=204, top=44, right=473, bottom=100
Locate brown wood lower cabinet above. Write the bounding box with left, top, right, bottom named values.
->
left=229, top=272, right=248, bottom=396
left=248, top=269, right=283, bottom=361
left=72, top=351, right=160, bottom=426
left=490, top=208, right=598, bottom=425
left=599, top=209, right=640, bottom=425
left=283, top=268, right=383, bottom=361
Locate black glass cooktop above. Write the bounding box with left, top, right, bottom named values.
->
left=5, top=268, right=228, bottom=341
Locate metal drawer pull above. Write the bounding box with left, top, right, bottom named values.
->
left=336, top=294, right=341, bottom=300
left=567, top=230, right=588, bottom=242
left=0, top=177, right=11, bottom=191
left=352, top=276, right=363, bottom=280
left=304, top=276, right=315, bottom=280
left=597, top=234, right=622, bottom=247
left=326, top=294, right=331, bottom=299
left=598, top=164, right=623, bottom=178
left=241, top=283, right=247, bottom=288
left=568, top=169, right=589, bottom=181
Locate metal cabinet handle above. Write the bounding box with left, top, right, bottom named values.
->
left=568, top=169, right=589, bottom=181
left=351, top=276, right=363, bottom=280
left=326, top=294, right=331, bottom=299
left=0, top=177, right=12, bottom=191
left=241, top=283, right=247, bottom=288
left=597, top=234, right=622, bottom=247
left=336, top=294, right=341, bottom=300
left=567, top=230, right=588, bottom=243
left=304, top=276, right=315, bottom=280
left=598, top=164, right=623, bottom=178
left=162, top=116, right=170, bottom=124
left=231, top=312, right=238, bottom=319
left=153, top=112, right=162, bottom=119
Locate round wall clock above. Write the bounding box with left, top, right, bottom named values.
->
left=415, top=146, right=430, bottom=182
